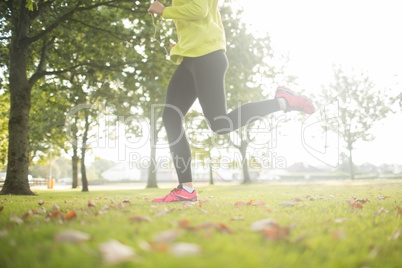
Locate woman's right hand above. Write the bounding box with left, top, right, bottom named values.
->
left=148, top=1, right=165, bottom=16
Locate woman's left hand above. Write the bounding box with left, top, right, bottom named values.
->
left=148, top=1, right=165, bottom=16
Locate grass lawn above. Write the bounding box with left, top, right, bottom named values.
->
left=0, top=180, right=401, bottom=268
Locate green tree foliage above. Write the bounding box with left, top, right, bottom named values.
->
left=321, top=66, right=396, bottom=179
left=122, top=5, right=176, bottom=188
left=0, top=0, right=146, bottom=195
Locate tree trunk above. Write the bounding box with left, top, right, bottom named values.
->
left=81, top=112, right=90, bottom=192
left=1, top=19, right=34, bottom=195
left=71, top=117, right=79, bottom=188
left=146, top=133, right=158, bottom=188
left=72, top=149, right=79, bottom=189
left=240, top=143, right=252, bottom=184
left=348, top=148, right=355, bottom=180
left=241, top=154, right=252, bottom=184
left=209, top=162, right=214, bottom=185
left=146, top=115, right=158, bottom=188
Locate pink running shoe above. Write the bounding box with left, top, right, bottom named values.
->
left=153, top=185, right=198, bottom=203
left=275, top=86, right=315, bottom=114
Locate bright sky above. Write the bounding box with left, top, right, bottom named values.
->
left=233, top=0, right=402, bottom=166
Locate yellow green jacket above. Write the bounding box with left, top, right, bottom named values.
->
left=162, top=0, right=226, bottom=64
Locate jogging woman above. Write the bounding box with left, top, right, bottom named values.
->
left=148, top=0, right=314, bottom=202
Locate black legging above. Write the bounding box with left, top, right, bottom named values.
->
left=163, top=50, right=280, bottom=184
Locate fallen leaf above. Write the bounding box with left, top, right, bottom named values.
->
left=122, top=199, right=131, bottom=204
left=10, top=214, right=23, bottom=224
left=128, top=216, right=151, bottom=222
left=231, top=215, right=244, bottom=221
left=0, top=229, right=8, bottom=237
left=38, top=207, right=47, bottom=214
left=291, top=198, right=302, bottom=202
left=215, top=223, right=232, bottom=234
left=351, top=202, right=363, bottom=209
left=153, top=208, right=175, bottom=217
left=64, top=210, right=77, bottom=220
left=153, top=229, right=181, bottom=243
left=54, top=230, right=91, bottom=243
left=246, top=200, right=256, bottom=205
left=251, top=201, right=266, bottom=206
left=356, top=198, right=370, bottom=204
left=375, top=207, right=389, bottom=215
left=378, top=196, right=391, bottom=200
left=334, top=218, right=348, bottom=223
left=37, top=200, right=45, bottom=206
left=177, top=219, right=192, bottom=230
left=169, top=242, right=202, bottom=257
left=88, top=200, right=96, bottom=207
left=397, top=208, right=402, bottom=217
left=0, top=206, right=3, bottom=212
left=332, top=230, right=346, bottom=240
left=51, top=204, right=59, bottom=211
left=250, top=218, right=277, bottom=232
left=261, top=225, right=290, bottom=241
left=22, top=210, right=33, bottom=219
left=99, top=239, right=136, bottom=265
left=49, top=210, right=63, bottom=219
left=138, top=240, right=169, bottom=252
left=234, top=201, right=247, bottom=206
left=279, top=201, right=294, bottom=207
left=389, top=230, right=401, bottom=240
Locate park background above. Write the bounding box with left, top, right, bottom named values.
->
left=1, top=0, right=402, bottom=192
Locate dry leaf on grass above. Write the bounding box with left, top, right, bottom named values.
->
left=250, top=218, right=277, bottom=232
left=332, top=230, right=346, bottom=240
left=388, top=230, right=401, bottom=241
left=169, top=242, right=202, bottom=257
left=231, top=215, right=244, bottom=221
left=177, top=220, right=233, bottom=234
left=278, top=201, right=294, bottom=207
left=99, top=239, right=136, bottom=265
left=10, top=214, right=24, bottom=225
left=153, top=229, right=182, bottom=243
left=251, top=201, right=266, bottom=206
left=251, top=218, right=293, bottom=241
left=64, top=210, right=77, bottom=220
left=234, top=200, right=266, bottom=207
left=88, top=200, right=96, bottom=207
left=54, top=230, right=91, bottom=243
left=334, top=218, right=348, bottom=223
left=0, top=229, right=8, bottom=237
left=128, top=216, right=151, bottom=222
left=261, top=225, right=291, bottom=241
left=378, top=196, right=391, bottom=200
left=351, top=202, right=363, bottom=209
left=346, top=198, right=365, bottom=209
left=291, top=198, right=302, bottom=202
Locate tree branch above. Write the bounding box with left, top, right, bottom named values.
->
left=26, top=0, right=135, bottom=44
left=68, top=18, right=133, bottom=41
left=29, top=36, right=55, bottom=87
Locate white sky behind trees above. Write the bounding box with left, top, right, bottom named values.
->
left=233, top=0, right=402, bottom=166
